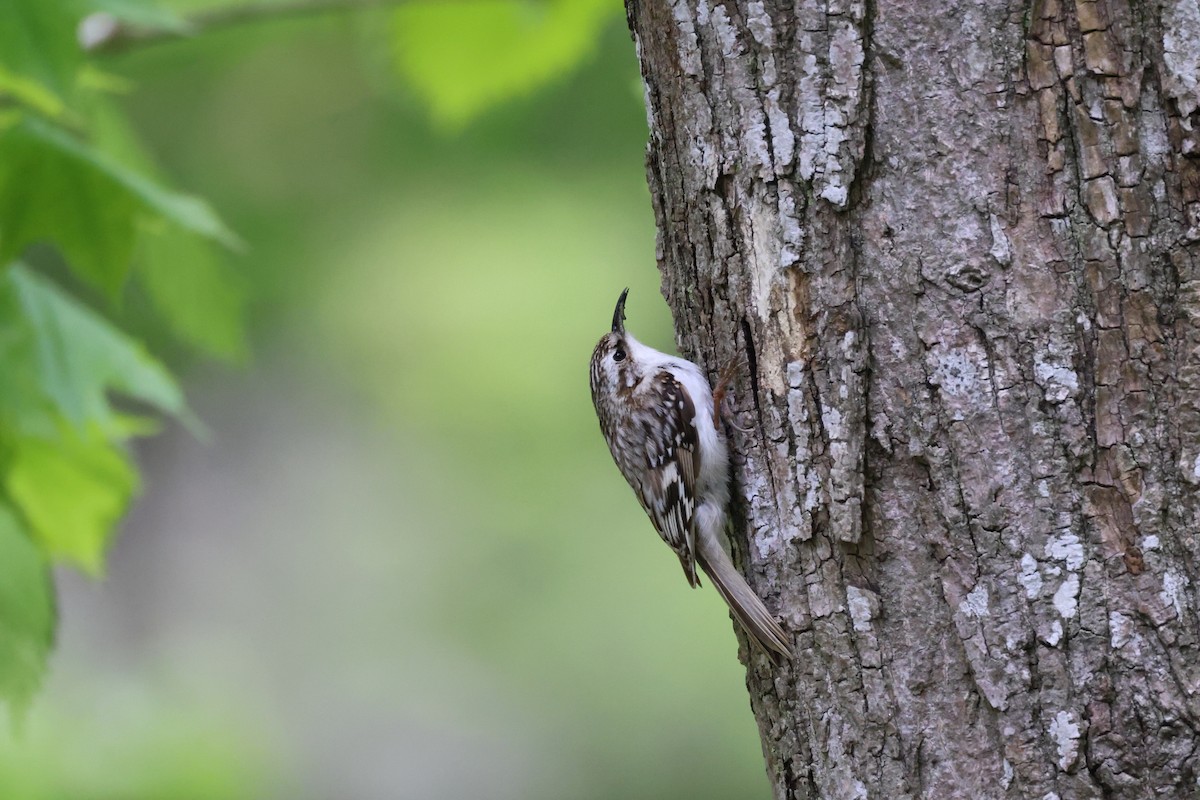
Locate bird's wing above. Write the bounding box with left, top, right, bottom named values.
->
left=633, top=371, right=701, bottom=587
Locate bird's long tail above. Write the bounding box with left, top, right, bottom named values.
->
left=696, top=532, right=793, bottom=664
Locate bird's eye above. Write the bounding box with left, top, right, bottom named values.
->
left=613, top=348, right=627, bottom=363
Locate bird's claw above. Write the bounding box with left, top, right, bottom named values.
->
left=712, top=357, right=754, bottom=433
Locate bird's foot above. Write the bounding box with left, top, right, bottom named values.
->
left=712, top=358, right=753, bottom=433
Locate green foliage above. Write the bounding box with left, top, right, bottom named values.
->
left=8, top=265, right=186, bottom=429
left=1, top=263, right=181, bottom=574
left=0, top=0, right=623, bottom=750
left=392, top=0, right=619, bottom=128
left=0, top=117, right=240, bottom=297
left=0, top=505, right=54, bottom=720
left=0, top=0, right=85, bottom=102
left=7, top=427, right=139, bottom=575
left=138, top=222, right=248, bottom=361
left=0, top=0, right=244, bottom=718
left=0, top=122, right=138, bottom=295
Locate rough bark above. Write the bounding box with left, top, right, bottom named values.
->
left=625, top=0, right=1200, bottom=796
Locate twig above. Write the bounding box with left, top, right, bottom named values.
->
left=79, top=0, right=414, bottom=55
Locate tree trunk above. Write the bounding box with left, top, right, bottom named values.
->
left=625, top=0, right=1200, bottom=796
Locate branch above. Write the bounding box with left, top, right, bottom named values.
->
left=79, top=0, right=413, bottom=55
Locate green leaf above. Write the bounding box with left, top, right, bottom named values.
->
left=0, top=112, right=240, bottom=297
left=138, top=223, right=248, bottom=361
left=0, top=113, right=240, bottom=297
left=0, top=504, right=55, bottom=719
left=6, top=429, right=138, bottom=575
left=21, top=116, right=242, bottom=251
left=84, top=104, right=249, bottom=360
left=392, top=0, right=616, bottom=128
left=8, top=264, right=187, bottom=431
left=0, top=275, right=55, bottom=433
left=0, top=120, right=139, bottom=295
left=0, top=66, right=66, bottom=120
left=0, top=0, right=83, bottom=102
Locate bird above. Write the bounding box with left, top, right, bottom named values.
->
left=588, top=288, right=793, bottom=663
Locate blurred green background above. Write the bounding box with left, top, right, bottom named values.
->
left=0, top=2, right=771, bottom=797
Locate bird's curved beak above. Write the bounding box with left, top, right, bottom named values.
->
left=611, top=288, right=629, bottom=335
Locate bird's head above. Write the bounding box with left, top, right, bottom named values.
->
left=589, top=288, right=643, bottom=398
